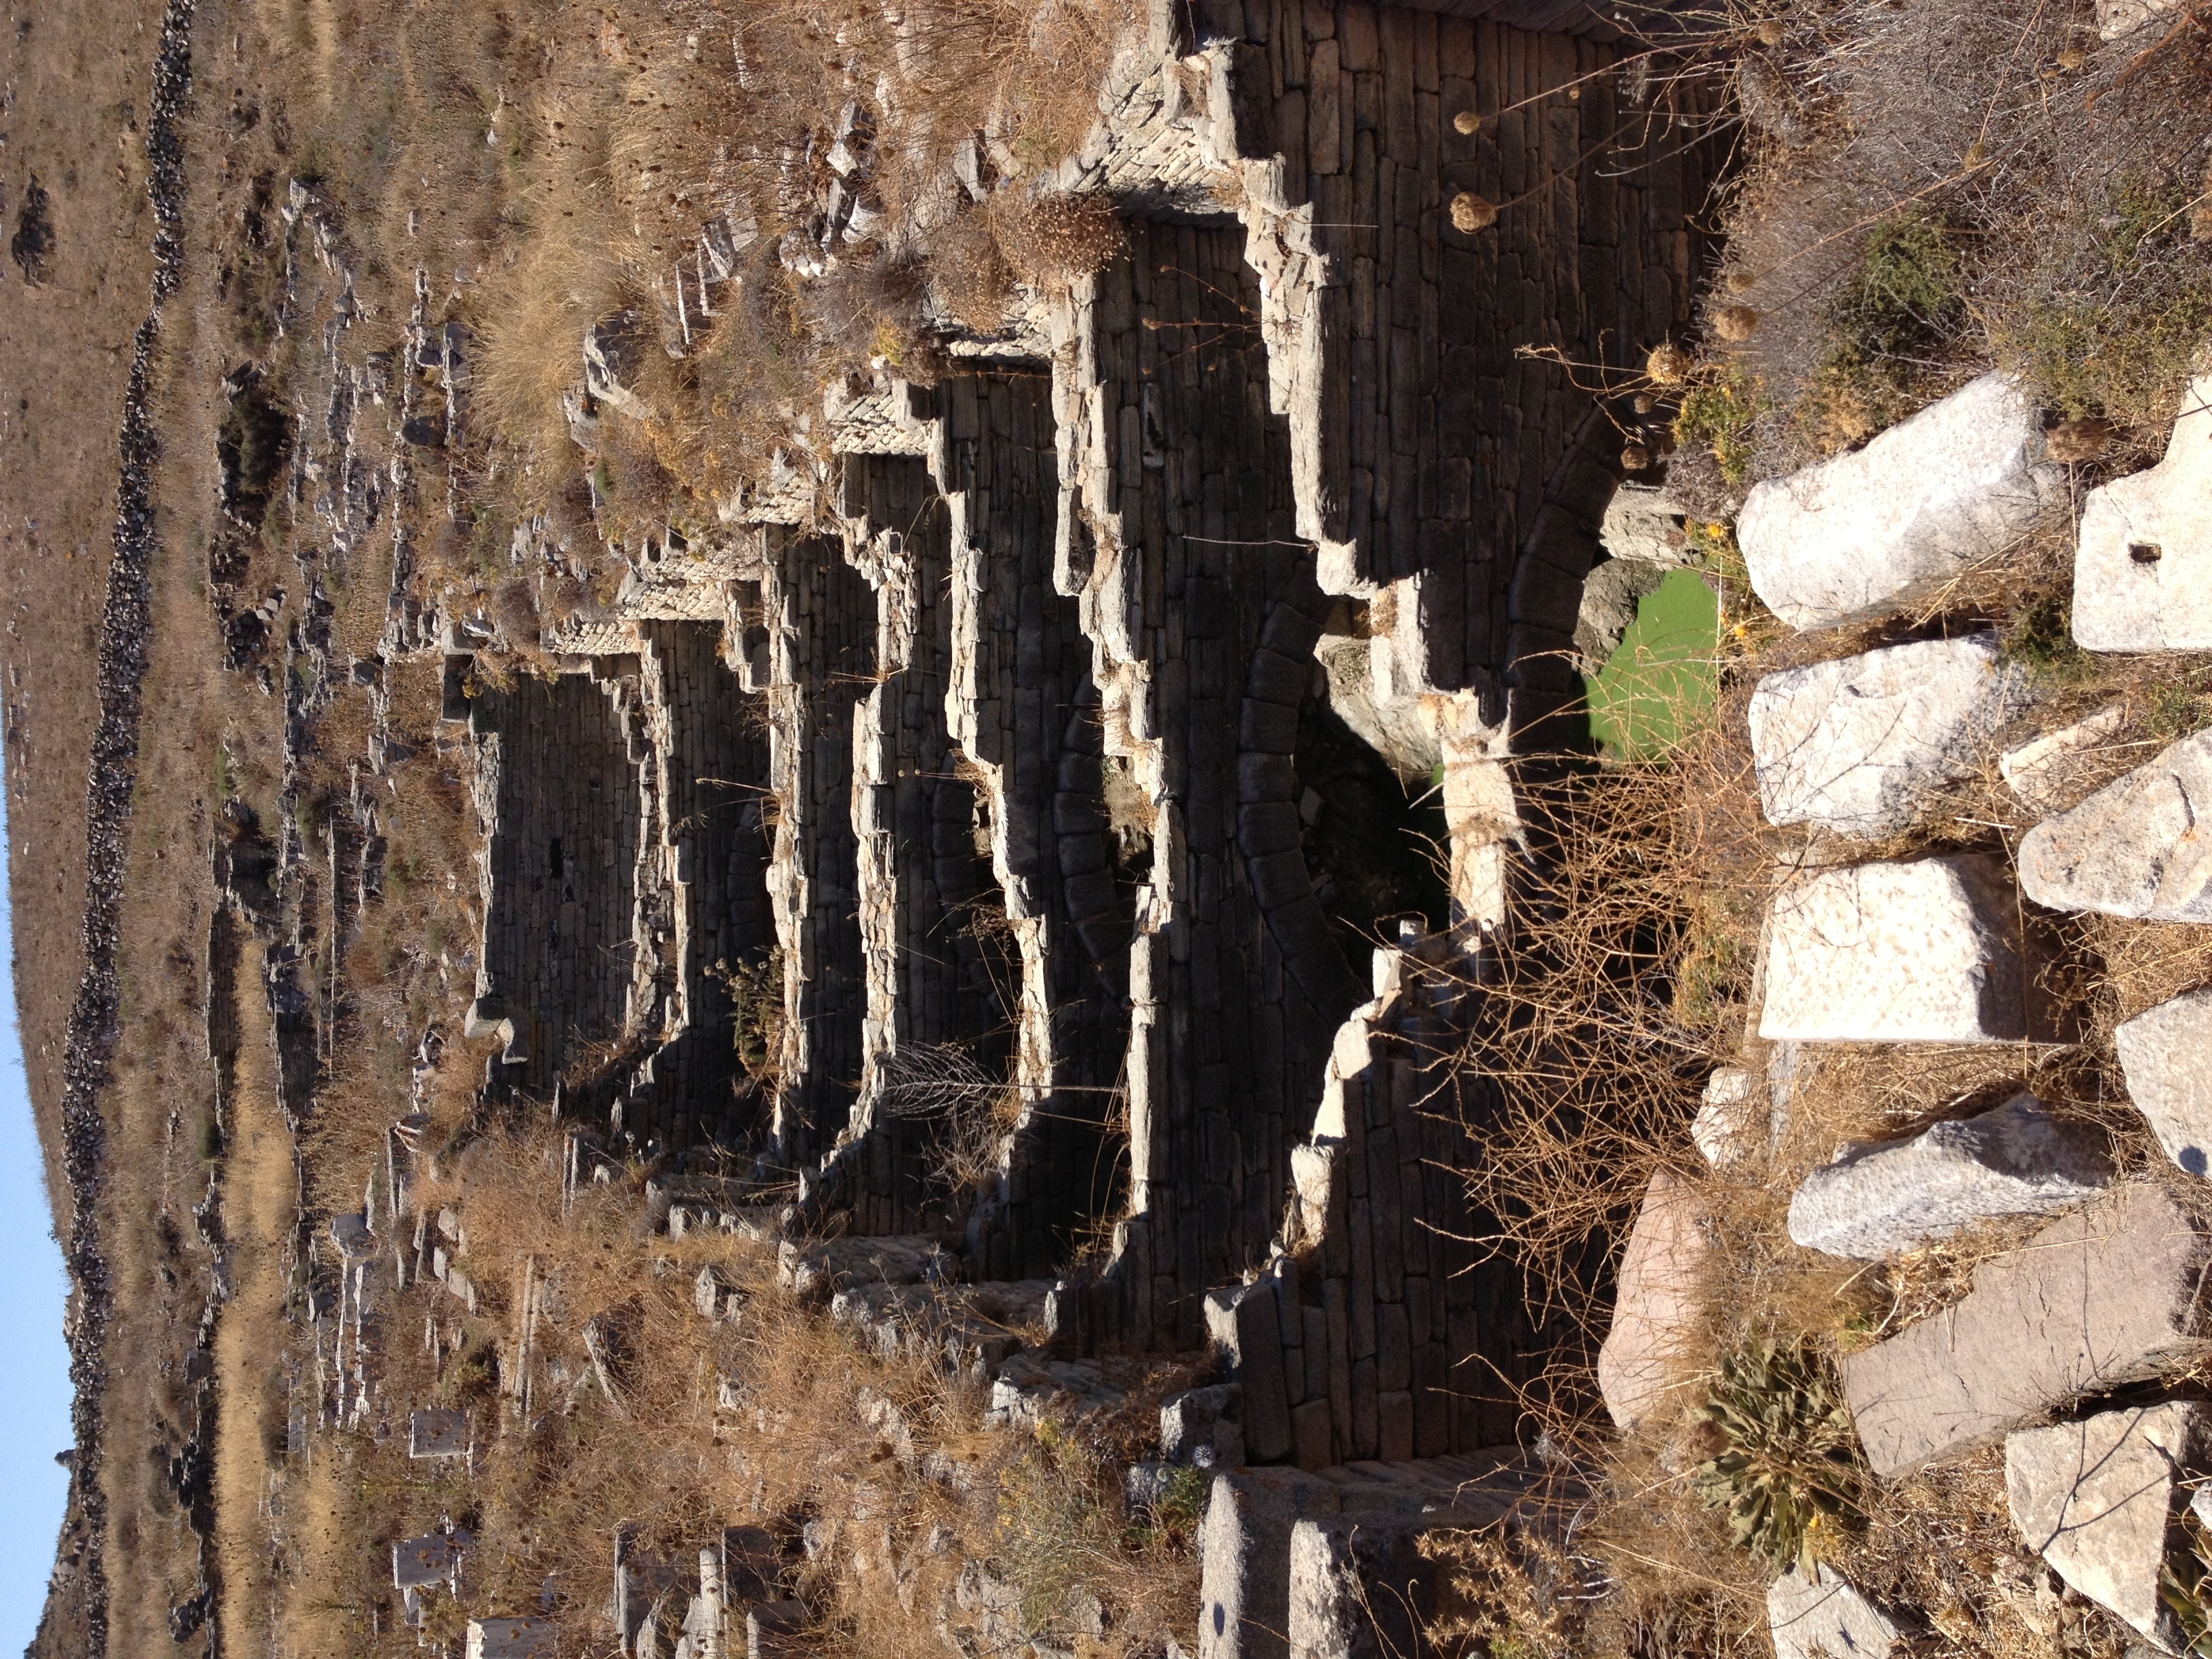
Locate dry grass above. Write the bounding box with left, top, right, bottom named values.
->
left=266, top=1111, right=1196, bottom=1658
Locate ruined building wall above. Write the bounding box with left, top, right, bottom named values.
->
left=473, top=673, right=642, bottom=1096
left=762, top=531, right=877, bottom=1172
left=934, top=371, right=1132, bottom=1282
left=619, top=621, right=776, bottom=1150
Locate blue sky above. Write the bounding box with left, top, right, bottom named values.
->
left=0, top=777, right=76, bottom=1651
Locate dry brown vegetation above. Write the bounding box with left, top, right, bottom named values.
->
left=274, top=1113, right=1201, bottom=1659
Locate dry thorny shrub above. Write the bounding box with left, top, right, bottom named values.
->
left=1679, top=0, right=2212, bottom=497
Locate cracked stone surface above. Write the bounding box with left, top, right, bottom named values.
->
left=1839, top=1183, right=2212, bottom=1474
left=2116, top=987, right=2212, bottom=1176
left=1748, top=632, right=2032, bottom=838
left=2018, top=725, right=2212, bottom=922
left=1738, top=374, right=2062, bottom=631
left=1766, top=1564, right=1899, bottom=1659
left=1758, top=855, right=2026, bottom=1044
left=1786, top=1093, right=2110, bottom=1260
left=2073, top=375, right=2212, bottom=651
left=2006, top=1401, right=2211, bottom=1644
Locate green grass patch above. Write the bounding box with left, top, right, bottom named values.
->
left=1584, top=569, right=1719, bottom=761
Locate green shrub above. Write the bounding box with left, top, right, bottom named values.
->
left=1675, top=366, right=1767, bottom=486
left=1994, top=171, right=2212, bottom=426
left=2000, top=594, right=2094, bottom=687
left=1692, top=1338, right=1863, bottom=1576
left=1800, top=213, right=1965, bottom=449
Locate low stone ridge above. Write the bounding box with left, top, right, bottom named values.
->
left=2000, top=704, right=2127, bottom=813
left=2005, top=1401, right=2212, bottom=1646
left=775, top=1233, right=954, bottom=1301
left=1596, top=1170, right=1709, bottom=1431
left=1765, top=1563, right=1900, bottom=1659
left=1839, top=1183, right=2212, bottom=1475
left=1758, top=855, right=2026, bottom=1044
left=2018, top=726, right=2212, bottom=922
left=2117, top=988, right=2212, bottom=1175
left=1785, top=1093, right=2111, bottom=1261
left=2073, top=374, right=2212, bottom=651
left=1748, top=632, right=2032, bottom=838
left=1738, top=373, right=2062, bottom=631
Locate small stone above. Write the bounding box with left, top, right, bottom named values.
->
left=1766, top=1564, right=1899, bottom=1659
left=407, top=1408, right=470, bottom=1459
left=2018, top=725, right=2212, bottom=922
left=2073, top=376, right=2212, bottom=650
left=2116, top=987, right=2212, bottom=1174
left=1738, top=373, right=2063, bottom=631
left=1758, top=855, right=2026, bottom=1044
left=331, top=1212, right=373, bottom=1258
left=1162, top=1382, right=1245, bottom=1467
left=1597, top=1170, right=1709, bottom=1431
left=2007, top=1402, right=2212, bottom=1645
left=465, top=1618, right=557, bottom=1659
left=1839, top=1183, right=2212, bottom=1474
left=1999, top=704, right=2127, bottom=812
left=1785, top=1093, right=2110, bottom=1261
left=1449, top=192, right=1496, bottom=233
left=1748, top=633, right=2032, bottom=838
left=1691, top=1067, right=1757, bottom=1166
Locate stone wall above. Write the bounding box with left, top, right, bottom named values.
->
left=761, top=531, right=878, bottom=1170
left=472, top=672, right=642, bottom=1096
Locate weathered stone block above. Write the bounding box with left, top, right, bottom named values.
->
left=2000, top=704, right=2126, bottom=813
left=1748, top=633, right=2031, bottom=837
left=2074, top=377, right=2212, bottom=651
left=2116, top=987, right=2212, bottom=1175
left=2007, top=1402, right=2212, bottom=1645
left=1758, top=855, right=2025, bottom=1044
left=1766, top=1565, right=1899, bottom=1659
left=1786, top=1093, right=2110, bottom=1260
left=466, top=1618, right=558, bottom=1659
left=1162, top=1382, right=1246, bottom=1467
left=1839, top=1183, right=2212, bottom=1473
left=409, top=1408, right=470, bottom=1458
left=1691, top=1067, right=1757, bottom=1166
left=1206, top=1277, right=1294, bottom=1464
left=1597, top=1170, right=1708, bottom=1432
left=1738, top=373, right=2061, bottom=630
left=2018, top=726, right=2212, bottom=922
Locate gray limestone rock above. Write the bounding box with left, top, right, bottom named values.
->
left=1748, top=633, right=2032, bottom=838
left=1839, top=1183, right=2212, bottom=1474
left=2000, top=705, right=2127, bottom=813
left=2073, top=376, right=2212, bottom=651
left=1759, top=855, right=2025, bottom=1044
left=466, top=1619, right=558, bottom=1659
left=1691, top=1067, right=1757, bottom=1166
left=1162, top=1382, right=1246, bottom=1468
left=2019, top=726, right=2212, bottom=922
left=1573, top=555, right=1671, bottom=670
left=1738, top=373, right=2062, bottom=631
left=407, top=1408, right=470, bottom=1459
left=2006, top=1402, right=2212, bottom=1645
left=2116, top=987, right=2212, bottom=1176
left=1766, top=1564, right=1900, bottom=1659
left=1597, top=1170, right=1709, bottom=1432
left=1599, top=482, right=1688, bottom=567
left=1285, top=1513, right=1476, bottom=1659
left=1785, top=1094, right=2111, bottom=1260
